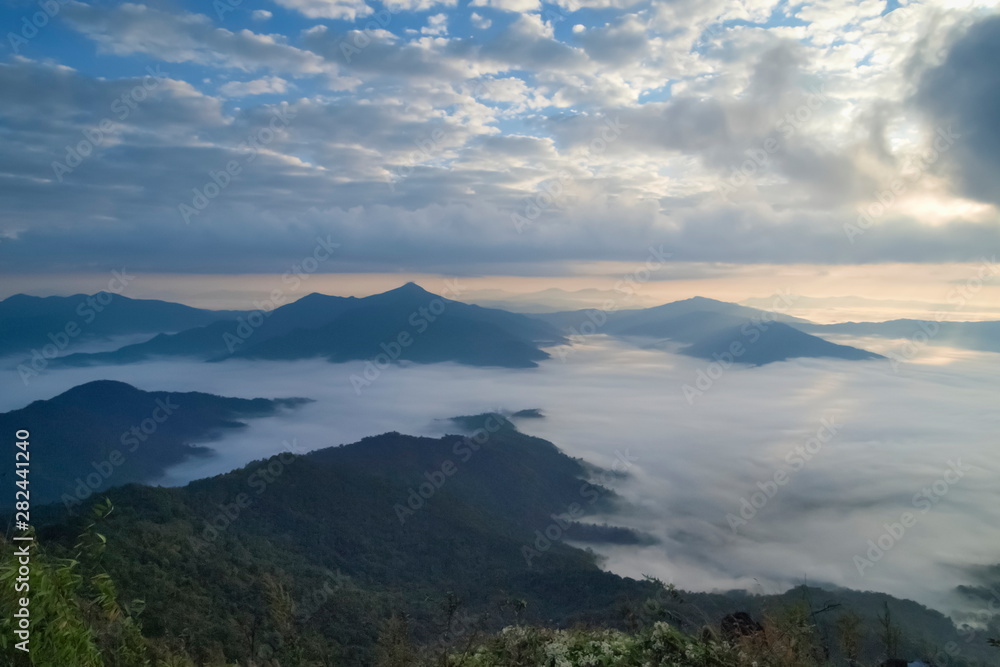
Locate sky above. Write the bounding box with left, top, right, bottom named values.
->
left=1, top=0, right=1000, bottom=310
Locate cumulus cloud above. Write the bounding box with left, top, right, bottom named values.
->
left=62, top=2, right=330, bottom=75
left=271, top=0, right=373, bottom=20
left=421, top=13, right=449, bottom=35
left=388, top=0, right=459, bottom=10
left=219, top=76, right=292, bottom=96
left=469, top=0, right=541, bottom=13
left=471, top=12, right=492, bottom=29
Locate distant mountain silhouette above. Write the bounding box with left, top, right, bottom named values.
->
left=55, top=292, right=358, bottom=365
left=0, top=380, right=309, bottom=506
left=55, top=283, right=565, bottom=369
left=680, top=321, right=882, bottom=364
left=7, top=288, right=894, bottom=368
left=534, top=297, right=882, bottom=364
left=795, top=319, right=1000, bottom=354
left=0, top=293, right=243, bottom=357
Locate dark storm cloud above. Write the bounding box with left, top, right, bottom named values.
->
left=916, top=15, right=1000, bottom=206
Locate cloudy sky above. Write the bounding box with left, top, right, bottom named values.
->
left=1, top=0, right=999, bottom=308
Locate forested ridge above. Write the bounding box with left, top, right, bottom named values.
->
left=2, top=417, right=997, bottom=665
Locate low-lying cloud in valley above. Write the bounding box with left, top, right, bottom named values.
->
left=6, top=333, right=998, bottom=621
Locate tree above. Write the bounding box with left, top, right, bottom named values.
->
left=877, top=601, right=902, bottom=660
left=375, top=613, right=416, bottom=667
left=0, top=500, right=150, bottom=667
left=835, top=611, right=865, bottom=666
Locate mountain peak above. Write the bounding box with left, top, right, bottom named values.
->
left=641, top=295, right=736, bottom=314
left=59, top=379, right=140, bottom=397
left=674, top=296, right=728, bottom=306
left=1, top=293, right=35, bottom=304
left=295, top=291, right=350, bottom=304
left=381, top=282, right=437, bottom=298
left=41, top=380, right=147, bottom=411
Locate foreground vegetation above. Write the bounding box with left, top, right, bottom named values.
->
left=435, top=620, right=1000, bottom=667
left=3, top=508, right=998, bottom=666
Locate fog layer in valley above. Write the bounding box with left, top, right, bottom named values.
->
left=4, top=335, right=998, bottom=621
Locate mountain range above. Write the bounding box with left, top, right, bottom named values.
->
left=0, top=286, right=913, bottom=369
left=46, top=283, right=564, bottom=369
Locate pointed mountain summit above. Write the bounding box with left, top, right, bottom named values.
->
left=390, top=281, right=435, bottom=295
left=54, top=284, right=564, bottom=369
left=534, top=296, right=880, bottom=364
left=227, top=282, right=562, bottom=367
left=356, top=281, right=445, bottom=308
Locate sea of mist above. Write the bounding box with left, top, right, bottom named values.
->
left=2, top=334, right=998, bottom=621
